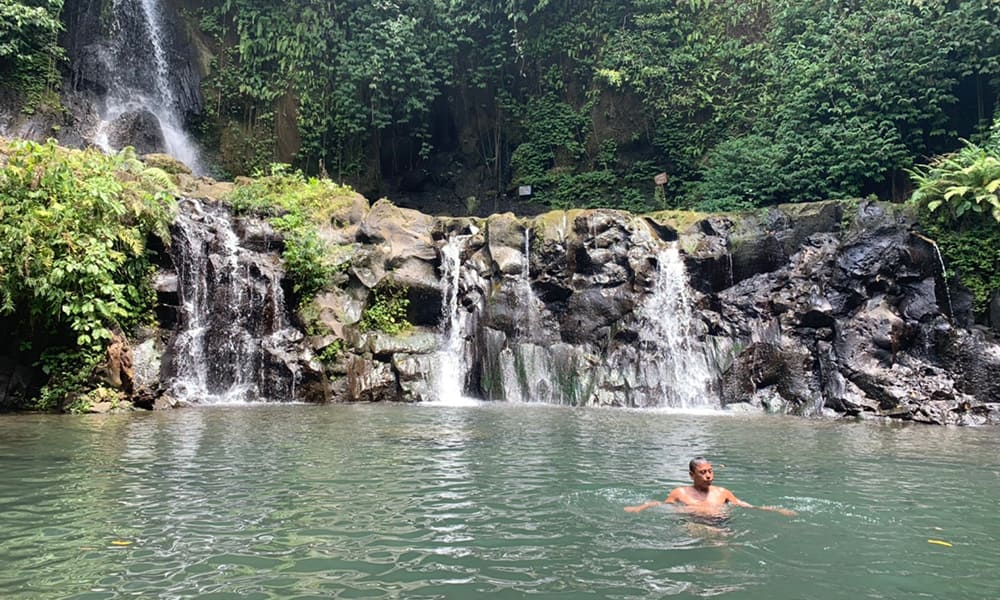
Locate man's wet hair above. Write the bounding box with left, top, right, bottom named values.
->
left=689, top=456, right=710, bottom=473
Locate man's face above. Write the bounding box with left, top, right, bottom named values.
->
left=690, top=462, right=714, bottom=488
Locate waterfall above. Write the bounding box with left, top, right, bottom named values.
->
left=430, top=234, right=478, bottom=405
left=917, top=233, right=954, bottom=320
left=165, top=199, right=302, bottom=403
left=514, top=228, right=541, bottom=337
left=93, top=0, right=204, bottom=173
left=499, top=227, right=557, bottom=403
left=635, top=243, right=717, bottom=408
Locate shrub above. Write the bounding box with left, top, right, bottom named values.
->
left=910, top=122, right=1000, bottom=315
left=361, top=284, right=410, bottom=335
left=0, top=140, right=175, bottom=409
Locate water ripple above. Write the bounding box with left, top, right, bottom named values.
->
left=1, top=406, right=999, bottom=599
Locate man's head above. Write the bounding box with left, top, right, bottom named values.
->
left=688, top=456, right=714, bottom=490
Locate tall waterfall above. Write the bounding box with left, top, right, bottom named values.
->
left=165, top=199, right=303, bottom=403
left=93, top=0, right=204, bottom=173
left=635, top=244, right=716, bottom=408
left=429, top=234, right=478, bottom=405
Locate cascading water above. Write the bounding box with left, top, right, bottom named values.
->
left=430, top=233, right=479, bottom=405
left=165, top=199, right=303, bottom=403
left=914, top=233, right=954, bottom=320
left=633, top=243, right=717, bottom=408
left=498, top=227, right=557, bottom=403
left=93, top=0, right=204, bottom=173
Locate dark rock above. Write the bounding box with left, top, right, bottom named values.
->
left=107, top=110, right=166, bottom=155
left=346, top=357, right=399, bottom=402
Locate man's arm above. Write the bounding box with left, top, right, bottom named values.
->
left=624, top=488, right=681, bottom=513
left=721, top=488, right=752, bottom=508
left=624, top=500, right=661, bottom=513
left=723, top=489, right=796, bottom=516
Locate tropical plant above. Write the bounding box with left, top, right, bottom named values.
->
left=0, top=140, right=176, bottom=409
left=361, top=283, right=410, bottom=334
left=911, top=120, right=1000, bottom=314
left=910, top=141, right=1000, bottom=223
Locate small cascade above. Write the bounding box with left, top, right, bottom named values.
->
left=514, top=228, right=540, bottom=337
left=165, top=199, right=303, bottom=403
left=921, top=234, right=954, bottom=320
left=430, top=234, right=478, bottom=405
left=93, top=0, right=204, bottom=173
left=635, top=243, right=716, bottom=408
left=498, top=227, right=559, bottom=403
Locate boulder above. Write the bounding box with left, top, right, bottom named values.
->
left=346, top=357, right=398, bottom=402
left=94, top=333, right=134, bottom=394
left=319, top=191, right=369, bottom=245
left=142, top=153, right=192, bottom=175
left=486, top=212, right=527, bottom=275
left=106, top=109, right=166, bottom=155
left=358, top=199, right=437, bottom=263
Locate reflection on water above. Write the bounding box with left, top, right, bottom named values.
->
left=0, top=406, right=999, bottom=599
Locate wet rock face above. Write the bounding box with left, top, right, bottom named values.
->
left=106, top=109, right=166, bottom=155
left=143, top=194, right=998, bottom=423
left=327, top=198, right=999, bottom=422
left=158, top=199, right=327, bottom=405
left=697, top=200, right=1000, bottom=424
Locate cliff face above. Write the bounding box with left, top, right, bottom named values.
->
left=138, top=193, right=1000, bottom=425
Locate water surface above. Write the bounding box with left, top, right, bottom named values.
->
left=1, top=404, right=997, bottom=599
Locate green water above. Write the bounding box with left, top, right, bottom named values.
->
left=1, top=404, right=998, bottom=599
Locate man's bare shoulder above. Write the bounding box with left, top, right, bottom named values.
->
left=666, top=485, right=692, bottom=501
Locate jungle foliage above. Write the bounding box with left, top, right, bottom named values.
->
left=3, top=0, right=1000, bottom=320
left=911, top=119, right=1000, bottom=314
left=0, top=0, right=63, bottom=110
left=0, top=139, right=176, bottom=409
left=183, top=0, right=999, bottom=213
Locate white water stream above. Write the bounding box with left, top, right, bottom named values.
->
left=429, top=234, right=479, bottom=405
left=636, top=243, right=716, bottom=408
left=168, top=199, right=300, bottom=403
left=94, top=0, right=204, bottom=173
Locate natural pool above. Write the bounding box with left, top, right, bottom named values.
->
left=1, top=404, right=998, bottom=599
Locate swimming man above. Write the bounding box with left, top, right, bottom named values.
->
left=624, top=457, right=796, bottom=517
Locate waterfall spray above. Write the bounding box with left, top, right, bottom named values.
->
left=430, top=233, right=478, bottom=405
left=636, top=243, right=717, bottom=408
left=94, top=0, right=204, bottom=173
left=166, top=199, right=301, bottom=403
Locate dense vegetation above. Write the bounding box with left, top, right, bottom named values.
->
left=0, top=0, right=63, bottom=110
left=0, top=0, right=993, bottom=213
left=0, top=139, right=175, bottom=410
left=910, top=121, right=1000, bottom=314
left=185, top=0, right=999, bottom=213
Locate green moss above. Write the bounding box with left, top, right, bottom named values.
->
left=227, top=163, right=356, bottom=302
left=644, top=209, right=710, bottom=234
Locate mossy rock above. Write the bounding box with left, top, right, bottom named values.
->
left=141, top=153, right=193, bottom=175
